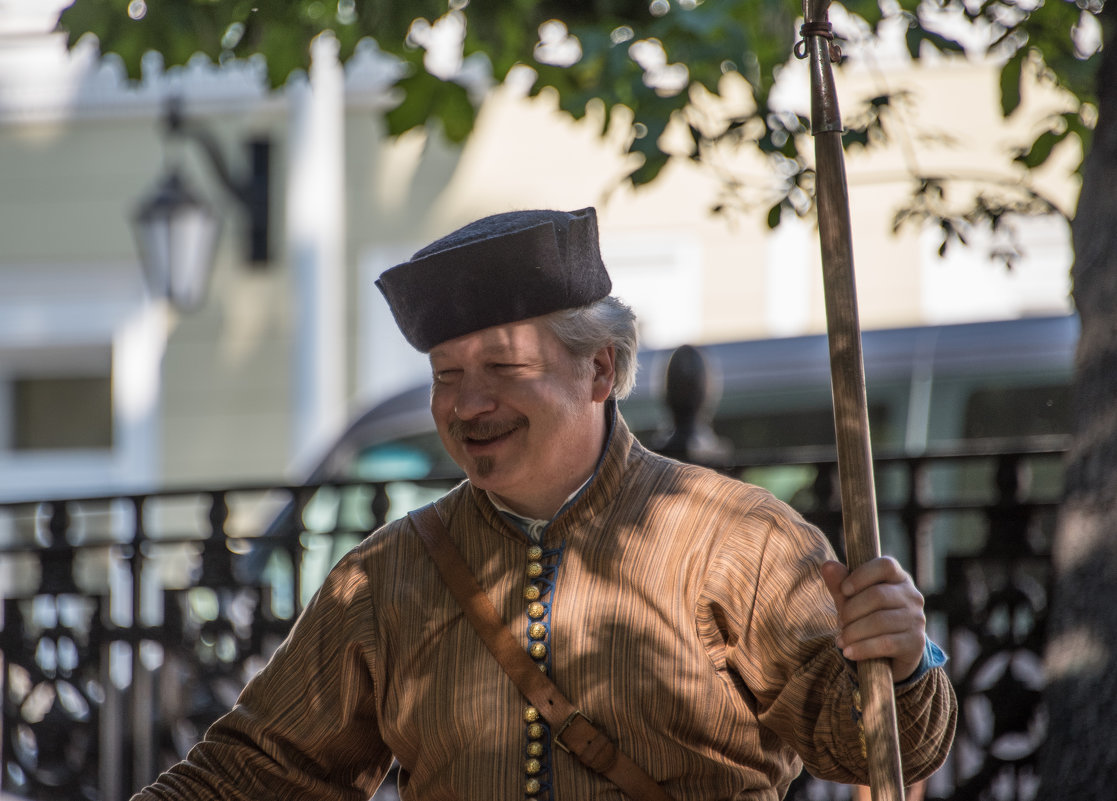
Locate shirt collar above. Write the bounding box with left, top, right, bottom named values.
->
left=488, top=478, right=591, bottom=542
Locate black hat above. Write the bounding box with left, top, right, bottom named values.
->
left=376, top=207, right=611, bottom=352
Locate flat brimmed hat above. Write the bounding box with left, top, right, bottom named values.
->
left=376, top=207, right=611, bottom=352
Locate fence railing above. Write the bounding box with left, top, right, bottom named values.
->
left=0, top=441, right=1064, bottom=801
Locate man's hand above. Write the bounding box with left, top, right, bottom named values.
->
left=820, top=557, right=926, bottom=682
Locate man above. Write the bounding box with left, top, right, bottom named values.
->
left=133, top=207, right=955, bottom=801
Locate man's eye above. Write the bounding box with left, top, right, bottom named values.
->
left=434, top=370, right=462, bottom=384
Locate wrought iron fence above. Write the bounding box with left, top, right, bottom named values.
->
left=0, top=441, right=1064, bottom=801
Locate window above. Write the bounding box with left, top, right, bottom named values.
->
left=962, top=383, right=1071, bottom=440
left=11, top=373, right=113, bottom=451
left=0, top=262, right=159, bottom=502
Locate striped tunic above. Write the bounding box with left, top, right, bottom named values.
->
left=134, top=414, right=956, bottom=801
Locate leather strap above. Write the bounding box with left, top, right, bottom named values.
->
left=409, top=504, right=675, bottom=801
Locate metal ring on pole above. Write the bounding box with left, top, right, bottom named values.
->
left=796, top=20, right=843, bottom=63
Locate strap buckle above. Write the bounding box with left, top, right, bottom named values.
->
left=553, top=709, right=592, bottom=753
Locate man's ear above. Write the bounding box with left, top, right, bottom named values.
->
left=590, top=345, right=616, bottom=403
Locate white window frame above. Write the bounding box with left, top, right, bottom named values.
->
left=0, top=262, right=163, bottom=502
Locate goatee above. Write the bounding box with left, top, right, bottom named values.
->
left=472, top=456, right=495, bottom=477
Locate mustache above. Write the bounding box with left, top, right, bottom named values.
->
left=447, top=416, right=529, bottom=442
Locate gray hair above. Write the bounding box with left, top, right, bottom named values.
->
left=544, top=295, right=639, bottom=400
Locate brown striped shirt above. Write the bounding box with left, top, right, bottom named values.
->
left=133, top=414, right=956, bottom=801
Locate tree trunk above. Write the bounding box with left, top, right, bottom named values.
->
left=1039, top=3, right=1117, bottom=797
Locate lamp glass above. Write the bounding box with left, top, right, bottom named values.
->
left=133, top=171, right=222, bottom=312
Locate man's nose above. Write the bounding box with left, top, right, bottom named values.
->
left=453, top=372, right=497, bottom=419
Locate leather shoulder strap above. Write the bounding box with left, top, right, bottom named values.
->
left=408, top=504, right=675, bottom=801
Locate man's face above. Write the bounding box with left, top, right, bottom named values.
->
left=429, top=316, right=614, bottom=519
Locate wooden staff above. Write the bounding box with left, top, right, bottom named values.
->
left=797, top=1, right=905, bottom=799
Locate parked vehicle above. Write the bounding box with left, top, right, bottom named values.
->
left=330, top=312, right=1076, bottom=479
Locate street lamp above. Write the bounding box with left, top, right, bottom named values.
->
left=132, top=98, right=271, bottom=312
left=133, top=169, right=222, bottom=313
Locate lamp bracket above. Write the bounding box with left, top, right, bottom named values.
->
left=164, top=97, right=270, bottom=264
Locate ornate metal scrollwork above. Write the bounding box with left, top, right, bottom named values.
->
left=2, top=595, right=105, bottom=800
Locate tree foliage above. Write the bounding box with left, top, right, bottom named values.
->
left=59, top=0, right=1108, bottom=266
left=58, top=0, right=1111, bottom=316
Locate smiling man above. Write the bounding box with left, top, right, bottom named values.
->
left=132, top=208, right=955, bottom=801
left=428, top=316, right=614, bottom=518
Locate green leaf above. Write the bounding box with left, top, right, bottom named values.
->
left=904, top=22, right=965, bottom=59
left=1000, top=51, right=1025, bottom=118
left=921, top=29, right=965, bottom=55
left=435, top=81, right=478, bottom=143
left=385, top=68, right=479, bottom=143
left=767, top=202, right=782, bottom=229
left=254, top=22, right=313, bottom=88
left=626, top=151, right=669, bottom=186
left=904, top=23, right=922, bottom=60
left=842, top=127, right=870, bottom=149
left=385, top=70, right=437, bottom=137
left=1015, top=127, right=1069, bottom=169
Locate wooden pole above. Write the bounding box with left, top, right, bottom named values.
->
left=799, top=2, right=905, bottom=799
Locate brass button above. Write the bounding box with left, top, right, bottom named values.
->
left=525, top=758, right=542, bottom=775
left=527, top=602, right=545, bottom=619
left=527, top=741, right=544, bottom=757
left=524, top=585, right=541, bottom=602
left=526, top=561, right=543, bottom=578
left=529, top=642, right=548, bottom=660
left=529, top=622, right=547, bottom=640
left=525, top=778, right=541, bottom=795
left=527, top=722, right=545, bottom=739
left=527, top=545, right=544, bottom=561
left=523, top=706, right=540, bottom=723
